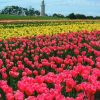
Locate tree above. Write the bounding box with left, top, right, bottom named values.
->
left=28, top=8, right=35, bottom=16
left=34, top=10, right=40, bottom=16
left=75, top=14, right=87, bottom=19
left=1, top=6, right=27, bottom=16
left=53, top=13, right=64, bottom=18
left=68, top=13, right=76, bottom=19
left=67, top=13, right=96, bottom=19
left=53, top=13, right=58, bottom=17
left=94, top=16, right=100, bottom=19
left=87, top=16, right=94, bottom=19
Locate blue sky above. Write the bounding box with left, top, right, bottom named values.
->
left=0, top=0, right=100, bottom=16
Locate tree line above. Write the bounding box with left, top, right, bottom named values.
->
left=52, top=13, right=100, bottom=19
left=0, top=6, right=100, bottom=19
left=0, top=6, right=40, bottom=16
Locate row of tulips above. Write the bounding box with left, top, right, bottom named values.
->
left=0, top=30, right=100, bottom=100
left=0, top=22, right=100, bottom=39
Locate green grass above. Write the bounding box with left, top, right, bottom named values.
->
left=0, top=14, right=66, bottom=20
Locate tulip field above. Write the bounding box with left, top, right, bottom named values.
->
left=0, top=21, right=100, bottom=100
left=0, top=21, right=100, bottom=39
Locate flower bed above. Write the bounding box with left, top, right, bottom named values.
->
left=0, top=30, right=100, bottom=100
left=0, top=22, right=100, bottom=39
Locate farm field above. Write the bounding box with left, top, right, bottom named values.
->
left=0, top=20, right=100, bottom=100
left=0, top=21, right=100, bottom=39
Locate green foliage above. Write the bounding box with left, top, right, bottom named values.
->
left=0, top=14, right=65, bottom=20
left=0, top=6, right=40, bottom=16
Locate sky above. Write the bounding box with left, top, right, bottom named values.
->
left=0, top=0, right=100, bottom=16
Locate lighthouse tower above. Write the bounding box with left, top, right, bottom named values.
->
left=40, top=0, right=45, bottom=16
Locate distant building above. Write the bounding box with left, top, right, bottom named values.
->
left=40, top=0, right=45, bottom=16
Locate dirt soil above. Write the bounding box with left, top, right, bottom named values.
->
left=0, top=20, right=100, bottom=24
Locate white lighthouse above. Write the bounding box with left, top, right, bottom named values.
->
left=40, top=0, right=45, bottom=16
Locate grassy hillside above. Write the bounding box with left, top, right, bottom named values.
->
left=0, top=14, right=66, bottom=20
